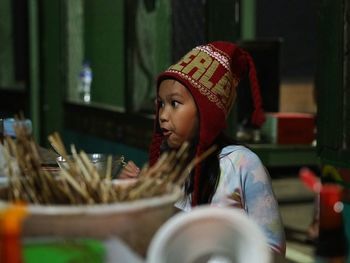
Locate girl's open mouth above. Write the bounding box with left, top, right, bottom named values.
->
left=161, top=128, right=171, bottom=137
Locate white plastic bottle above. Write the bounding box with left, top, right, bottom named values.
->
left=78, top=61, right=93, bottom=103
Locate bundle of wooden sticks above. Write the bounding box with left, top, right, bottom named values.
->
left=2, top=119, right=215, bottom=205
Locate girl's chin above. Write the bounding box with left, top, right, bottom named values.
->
left=166, top=138, right=182, bottom=150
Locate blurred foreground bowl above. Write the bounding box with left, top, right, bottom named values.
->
left=1, top=182, right=181, bottom=256
left=56, top=153, right=125, bottom=179
left=147, top=206, right=271, bottom=263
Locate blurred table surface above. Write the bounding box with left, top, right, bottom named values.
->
left=248, top=143, right=320, bottom=168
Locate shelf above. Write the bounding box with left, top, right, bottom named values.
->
left=248, top=144, right=320, bottom=168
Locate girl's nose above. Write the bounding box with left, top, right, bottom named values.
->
left=159, top=108, right=169, bottom=123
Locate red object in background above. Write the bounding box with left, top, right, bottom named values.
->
left=319, top=184, right=343, bottom=230
left=299, top=167, right=321, bottom=193
left=277, top=113, right=315, bottom=144
left=299, top=168, right=343, bottom=229
left=317, top=184, right=348, bottom=261
left=299, top=167, right=348, bottom=260
left=262, top=112, right=315, bottom=144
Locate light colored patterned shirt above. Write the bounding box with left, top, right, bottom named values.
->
left=175, top=145, right=286, bottom=254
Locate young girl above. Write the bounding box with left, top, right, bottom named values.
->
left=122, top=41, right=286, bottom=255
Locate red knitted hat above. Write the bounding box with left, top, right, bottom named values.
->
left=149, top=41, right=265, bottom=205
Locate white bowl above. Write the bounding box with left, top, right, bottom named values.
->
left=3, top=183, right=181, bottom=256
left=147, top=206, right=272, bottom=263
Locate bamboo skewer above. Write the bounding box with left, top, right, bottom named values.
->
left=106, top=155, right=112, bottom=181
left=2, top=117, right=215, bottom=205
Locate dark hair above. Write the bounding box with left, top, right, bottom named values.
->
left=185, top=132, right=237, bottom=204
left=159, top=131, right=237, bottom=205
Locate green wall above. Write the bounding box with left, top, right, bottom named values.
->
left=40, top=0, right=64, bottom=145
left=241, top=0, right=256, bottom=39
left=84, top=0, right=125, bottom=107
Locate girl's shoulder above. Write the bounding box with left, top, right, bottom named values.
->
left=218, top=145, right=263, bottom=169
left=219, top=145, right=258, bottom=160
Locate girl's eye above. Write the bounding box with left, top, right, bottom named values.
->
left=171, top=100, right=180, bottom=107
left=158, top=100, right=164, bottom=108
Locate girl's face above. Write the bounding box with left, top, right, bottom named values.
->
left=158, top=79, right=199, bottom=149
